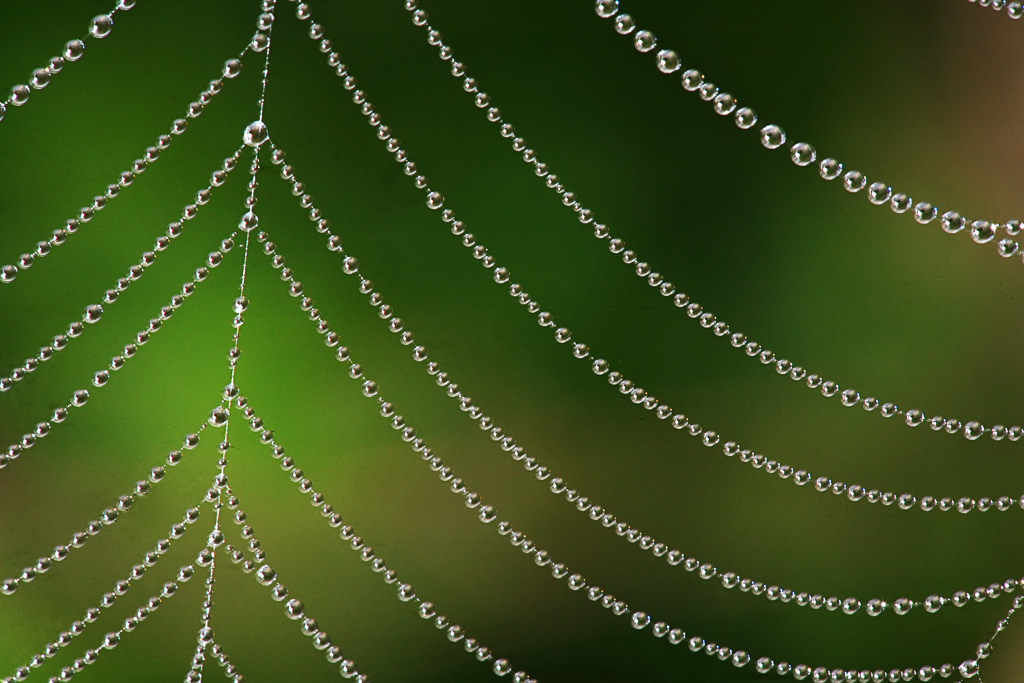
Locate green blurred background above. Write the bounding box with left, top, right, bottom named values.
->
left=2, top=1, right=1024, bottom=681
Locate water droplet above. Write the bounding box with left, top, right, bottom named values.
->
left=759, top=125, right=785, bottom=149
left=89, top=15, right=113, bottom=39
left=11, top=85, right=30, bottom=106
left=970, top=220, right=995, bottom=243
left=655, top=49, right=680, bottom=73
left=243, top=120, right=268, bottom=147
left=890, top=193, right=912, bottom=213
left=914, top=202, right=937, bottom=224
left=595, top=0, right=619, bottom=18
left=223, top=59, right=242, bottom=79
left=72, top=389, right=89, bottom=407
left=790, top=143, right=816, bottom=166
left=865, top=599, right=885, bottom=616
left=426, top=191, right=444, bottom=209
left=818, top=158, right=842, bottom=180
left=867, top=182, right=891, bottom=204
left=30, top=68, right=51, bottom=90
left=238, top=211, right=259, bottom=233
left=285, top=599, right=304, bottom=619
left=1, top=265, right=18, bottom=283
left=83, top=304, right=103, bottom=324
left=923, top=595, right=943, bottom=612
left=613, top=14, right=635, bottom=34
left=631, top=611, right=650, bottom=629
left=64, top=40, right=85, bottom=61
left=959, top=660, right=979, bottom=679
left=842, top=170, right=866, bottom=192
left=941, top=211, right=965, bottom=233
left=209, top=406, right=229, bottom=427
left=633, top=30, right=656, bottom=52
left=712, top=93, right=735, bottom=115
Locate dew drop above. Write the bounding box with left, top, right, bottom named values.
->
left=655, top=49, right=680, bottom=73
left=913, top=202, right=937, bottom=224
left=633, top=30, right=656, bottom=52
left=243, top=120, right=268, bottom=147
left=595, top=0, right=619, bottom=18
left=759, top=125, right=785, bottom=149
left=11, top=85, right=29, bottom=106
left=842, top=170, right=866, bottom=192
left=712, top=93, right=735, bottom=115
left=970, top=220, right=995, bottom=244
left=89, top=15, right=113, bottom=39
left=223, top=59, right=242, bottom=79
left=941, top=211, right=965, bottom=234
left=83, top=304, right=104, bottom=324
left=790, top=143, right=816, bottom=166
left=64, top=40, right=85, bottom=61
left=613, top=14, right=635, bottom=34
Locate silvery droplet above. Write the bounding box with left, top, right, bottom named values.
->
left=941, top=211, right=965, bottom=233
left=243, top=120, right=268, bottom=147
left=633, top=30, right=656, bottom=52
left=790, top=143, right=816, bottom=166
left=89, top=15, right=113, bottom=39
left=655, top=49, right=680, bottom=73
left=239, top=212, right=258, bottom=232
left=712, top=93, right=735, bottom=115
left=867, top=182, right=891, bottom=204
left=84, top=304, right=103, bottom=324
left=595, top=0, right=619, bottom=18
left=64, top=40, right=85, bottom=61
left=842, top=170, right=866, bottom=192
left=913, top=202, right=937, bottom=224
left=614, top=14, right=635, bottom=34
left=759, top=125, right=785, bottom=149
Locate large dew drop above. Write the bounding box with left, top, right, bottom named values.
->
left=243, top=120, right=268, bottom=147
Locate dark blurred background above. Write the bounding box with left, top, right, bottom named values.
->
left=2, top=1, right=1024, bottom=681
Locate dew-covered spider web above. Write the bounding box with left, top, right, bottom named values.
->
left=3, top=1, right=1024, bottom=681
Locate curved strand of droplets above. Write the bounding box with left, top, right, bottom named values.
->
left=3, top=504, right=205, bottom=681
left=223, top=396, right=537, bottom=682
left=205, top=641, right=248, bottom=683
left=0, top=224, right=241, bottom=472
left=233, top=262, right=970, bottom=683
left=263, top=157, right=1022, bottom=619
left=0, top=147, right=244, bottom=394
left=0, top=36, right=257, bottom=286
left=402, top=0, right=1024, bottom=447
left=0, top=0, right=136, bottom=125
left=0, top=421, right=209, bottom=597
left=974, top=592, right=1024, bottom=681
left=182, top=488, right=269, bottom=683
left=26, top=556, right=201, bottom=683
left=291, top=6, right=1023, bottom=514
left=212, top=515, right=372, bottom=682
left=966, top=0, right=1024, bottom=20
left=590, top=1, right=1024, bottom=265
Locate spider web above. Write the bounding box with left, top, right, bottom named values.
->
left=2, top=1, right=1024, bottom=681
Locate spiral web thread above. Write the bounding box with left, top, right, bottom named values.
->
left=0, top=1, right=1022, bottom=682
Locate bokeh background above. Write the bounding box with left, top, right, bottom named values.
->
left=2, top=1, right=1024, bottom=681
